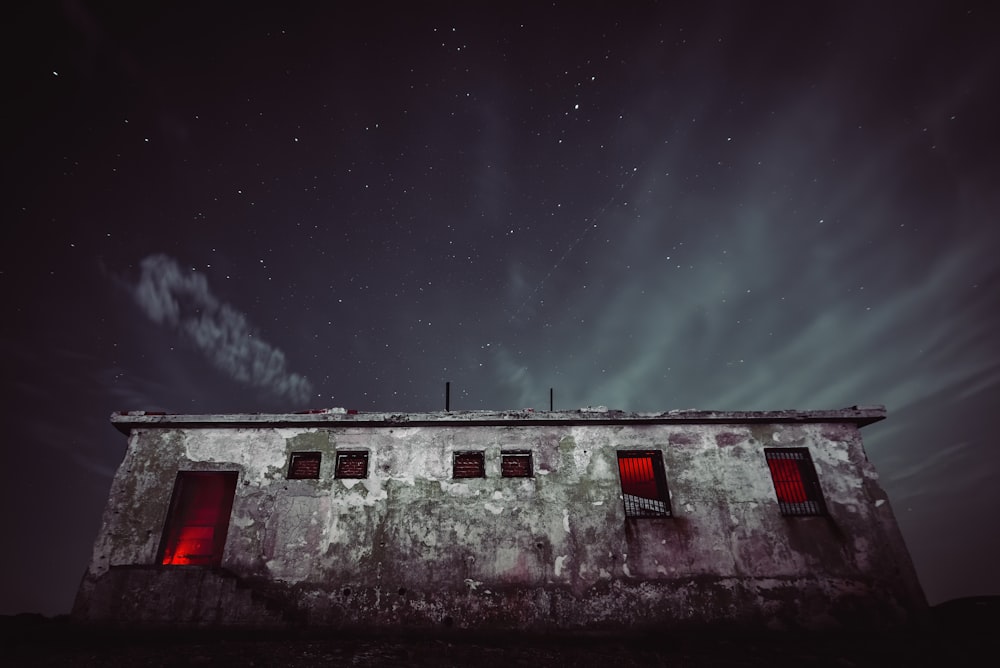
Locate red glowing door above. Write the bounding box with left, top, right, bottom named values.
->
left=158, top=471, right=238, bottom=566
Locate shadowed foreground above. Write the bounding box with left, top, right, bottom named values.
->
left=5, top=598, right=998, bottom=668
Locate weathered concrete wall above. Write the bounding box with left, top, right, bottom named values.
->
left=74, top=411, right=926, bottom=631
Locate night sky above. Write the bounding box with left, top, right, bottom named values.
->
left=3, top=2, right=998, bottom=616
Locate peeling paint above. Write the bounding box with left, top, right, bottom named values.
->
left=438, top=480, right=480, bottom=497
left=483, top=502, right=504, bottom=515
left=75, top=408, right=926, bottom=632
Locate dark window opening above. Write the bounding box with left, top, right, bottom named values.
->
left=617, top=451, right=671, bottom=518
left=501, top=450, right=533, bottom=477
left=287, top=452, right=322, bottom=479
left=453, top=451, right=485, bottom=478
left=765, top=448, right=827, bottom=516
left=335, top=451, right=369, bottom=479
left=158, top=471, right=238, bottom=566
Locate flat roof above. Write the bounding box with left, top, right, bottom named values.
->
left=111, top=406, right=886, bottom=434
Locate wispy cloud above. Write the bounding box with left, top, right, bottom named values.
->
left=131, top=254, right=312, bottom=405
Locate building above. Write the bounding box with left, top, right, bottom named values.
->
left=73, top=405, right=926, bottom=631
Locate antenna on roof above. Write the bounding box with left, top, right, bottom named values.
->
left=445, top=381, right=451, bottom=412
left=550, top=387, right=554, bottom=411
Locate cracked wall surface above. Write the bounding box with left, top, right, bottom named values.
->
left=74, top=413, right=926, bottom=630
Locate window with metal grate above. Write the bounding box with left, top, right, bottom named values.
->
left=501, top=450, right=533, bottom=477
left=453, top=451, right=486, bottom=478
left=764, top=448, right=827, bottom=516
left=287, top=452, right=322, bottom=479
left=335, top=451, right=369, bottom=479
left=617, top=451, right=671, bottom=518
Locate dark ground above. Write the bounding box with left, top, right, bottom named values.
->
left=4, top=598, right=997, bottom=667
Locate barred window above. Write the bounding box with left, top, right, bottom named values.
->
left=335, top=451, right=369, bottom=479
left=501, top=450, right=533, bottom=477
left=453, top=451, right=486, bottom=478
left=287, top=452, right=322, bottom=479
left=765, top=448, right=827, bottom=516
left=617, top=451, right=671, bottom=518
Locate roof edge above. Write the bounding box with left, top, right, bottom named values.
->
left=110, top=406, right=886, bottom=434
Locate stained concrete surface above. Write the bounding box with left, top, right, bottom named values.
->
left=80, top=409, right=924, bottom=631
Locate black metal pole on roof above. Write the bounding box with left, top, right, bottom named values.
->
left=550, top=387, right=553, bottom=411
left=446, top=381, right=451, bottom=412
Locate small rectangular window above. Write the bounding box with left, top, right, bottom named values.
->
left=501, top=450, right=533, bottom=477
left=335, top=451, right=369, bottom=479
left=453, top=451, right=485, bottom=478
left=617, top=451, right=671, bottom=518
left=765, top=448, right=826, bottom=516
left=287, top=452, right=322, bottom=479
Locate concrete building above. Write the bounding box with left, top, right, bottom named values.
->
left=73, top=406, right=926, bottom=631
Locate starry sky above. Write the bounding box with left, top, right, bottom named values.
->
left=3, top=1, right=998, bottom=616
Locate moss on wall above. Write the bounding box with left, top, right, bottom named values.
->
left=77, top=419, right=926, bottom=630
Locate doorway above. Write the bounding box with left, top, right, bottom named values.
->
left=158, top=471, right=238, bottom=566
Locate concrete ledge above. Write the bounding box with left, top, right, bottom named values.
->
left=111, top=406, right=887, bottom=434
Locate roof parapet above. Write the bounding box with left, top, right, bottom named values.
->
left=110, top=405, right=886, bottom=434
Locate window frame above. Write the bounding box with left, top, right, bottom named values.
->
left=287, top=451, right=322, bottom=480
left=334, top=450, right=370, bottom=479
left=500, top=450, right=533, bottom=478
left=452, top=450, right=486, bottom=479
left=616, top=450, right=672, bottom=518
left=764, top=447, right=827, bottom=516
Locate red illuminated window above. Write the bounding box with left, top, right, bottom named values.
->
left=617, top=451, right=671, bottom=518
left=335, top=451, right=369, bottom=478
left=158, top=471, right=238, bottom=566
left=287, top=452, right=321, bottom=479
left=501, top=450, right=533, bottom=477
left=765, top=448, right=826, bottom=516
left=453, top=451, right=485, bottom=478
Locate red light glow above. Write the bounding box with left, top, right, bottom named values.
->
left=767, top=458, right=808, bottom=504
left=618, top=455, right=659, bottom=500
left=160, top=472, right=237, bottom=566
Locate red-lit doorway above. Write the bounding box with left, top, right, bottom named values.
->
left=158, top=471, right=238, bottom=566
